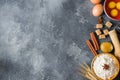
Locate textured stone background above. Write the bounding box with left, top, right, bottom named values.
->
left=0, top=0, right=118, bottom=80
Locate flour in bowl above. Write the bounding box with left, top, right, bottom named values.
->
left=93, top=54, right=119, bottom=80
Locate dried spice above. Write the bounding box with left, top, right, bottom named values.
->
left=98, top=16, right=103, bottom=23
left=90, top=32, right=100, bottom=50
left=86, top=40, right=98, bottom=56
left=103, top=64, right=110, bottom=70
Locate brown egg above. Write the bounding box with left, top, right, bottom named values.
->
left=92, top=4, right=103, bottom=17
left=90, top=0, right=101, bottom=4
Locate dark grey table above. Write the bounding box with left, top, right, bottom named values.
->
left=0, top=0, right=120, bottom=80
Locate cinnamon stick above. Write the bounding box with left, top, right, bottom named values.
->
left=90, top=32, right=99, bottom=50
left=86, top=40, right=98, bottom=56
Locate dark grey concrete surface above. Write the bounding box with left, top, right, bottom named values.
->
left=0, top=0, right=119, bottom=80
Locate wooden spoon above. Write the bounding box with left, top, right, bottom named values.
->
left=109, top=30, right=120, bottom=60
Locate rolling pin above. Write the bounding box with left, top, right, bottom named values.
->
left=109, top=30, right=120, bottom=60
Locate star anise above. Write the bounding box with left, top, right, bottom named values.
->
left=102, top=64, right=110, bottom=70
